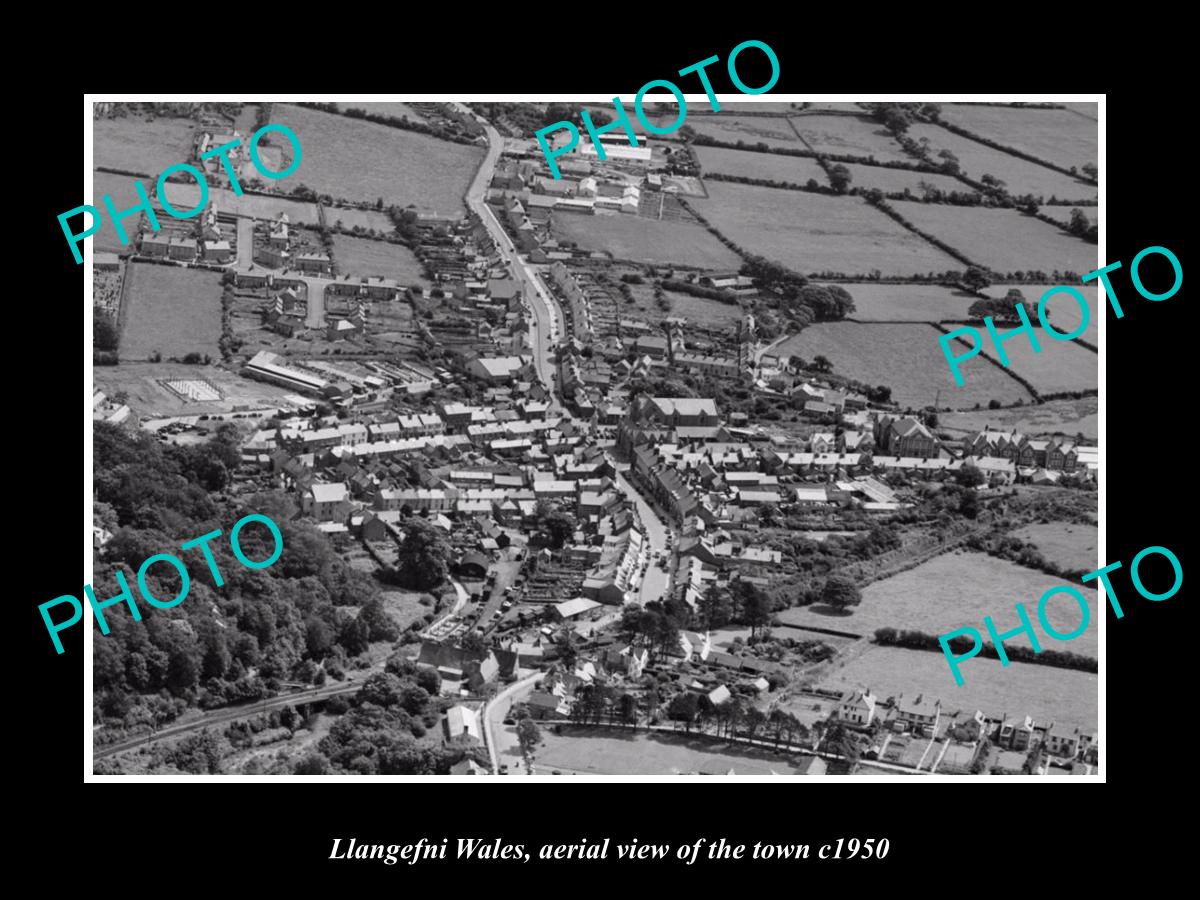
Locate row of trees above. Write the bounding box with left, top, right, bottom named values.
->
left=666, top=693, right=810, bottom=749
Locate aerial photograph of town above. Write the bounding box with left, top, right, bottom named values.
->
left=89, top=97, right=1100, bottom=777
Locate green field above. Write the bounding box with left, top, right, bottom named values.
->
left=777, top=322, right=1031, bottom=409
left=693, top=182, right=961, bottom=277
left=327, top=207, right=395, bottom=232
left=959, top=324, right=1097, bottom=393
left=834, top=162, right=964, bottom=196
left=270, top=104, right=483, bottom=215
left=789, top=114, right=913, bottom=164
left=120, top=263, right=223, bottom=361
left=939, top=104, right=1097, bottom=173
left=331, top=234, right=429, bottom=285
left=838, top=282, right=976, bottom=322
left=94, top=115, right=196, bottom=177
left=820, top=645, right=1097, bottom=731
left=889, top=201, right=1100, bottom=276
left=1038, top=205, right=1098, bottom=228
left=938, top=396, right=1098, bottom=441
left=780, top=550, right=1099, bottom=659
left=340, top=101, right=428, bottom=123
left=551, top=212, right=740, bottom=268
left=158, top=182, right=320, bottom=224
left=906, top=123, right=1095, bottom=202
left=91, top=171, right=150, bottom=252
left=694, top=145, right=828, bottom=183
left=1011, top=523, right=1099, bottom=574
left=685, top=114, right=802, bottom=148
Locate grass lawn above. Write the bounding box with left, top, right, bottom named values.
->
left=94, top=115, right=196, bottom=177
left=340, top=101, right=429, bottom=123
left=938, top=104, right=1097, bottom=173
left=158, top=182, right=320, bottom=225
left=271, top=104, right=483, bottom=215
left=959, top=324, right=1097, bottom=393
left=1036, top=205, right=1097, bottom=228
left=381, top=591, right=433, bottom=632
left=694, top=145, right=828, bottom=183
left=906, top=123, right=1095, bottom=202
left=551, top=212, right=740, bottom=269
left=839, top=282, right=977, bottom=322
left=119, top=263, right=222, bottom=361
left=693, top=182, right=961, bottom=277
left=820, top=645, right=1097, bottom=731
left=1012, top=523, right=1099, bottom=573
left=779, top=550, right=1099, bottom=659
left=776, top=322, right=1032, bottom=409
left=327, top=207, right=395, bottom=232
left=330, top=234, right=430, bottom=285
left=533, top=727, right=818, bottom=775
left=889, top=201, right=1100, bottom=277
left=685, top=114, right=802, bottom=148
left=789, top=114, right=912, bottom=163
left=835, top=161, right=964, bottom=196
left=938, top=396, right=1098, bottom=441
left=92, top=171, right=149, bottom=252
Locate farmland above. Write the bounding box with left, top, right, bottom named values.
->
left=839, top=282, right=976, bottom=322
left=776, top=322, right=1031, bottom=409
left=118, top=264, right=223, bottom=362
left=339, top=101, right=428, bottom=123
left=938, top=396, right=1098, bottom=441
left=694, top=182, right=961, bottom=277
left=889, top=201, right=1099, bottom=276
left=551, top=213, right=740, bottom=269
left=92, top=171, right=150, bottom=252
left=94, top=115, right=196, bottom=177
left=832, top=162, right=963, bottom=196
left=789, top=114, right=912, bottom=164
left=270, top=104, right=483, bottom=215
left=819, top=645, right=1097, bottom=731
left=330, top=234, right=430, bottom=286
left=938, top=104, right=1098, bottom=173
left=694, top=145, right=828, bottom=184
left=684, top=114, right=802, bottom=148
left=960, top=323, right=1097, bottom=393
left=982, top=284, right=1099, bottom=350
left=1038, top=205, right=1098, bottom=228
left=906, top=123, right=1095, bottom=202
left=779, top=550, right=1099, bottom=659
left=1012, top=523, right=1099, bottom=574
left=159, top=182, right=320, bottom=224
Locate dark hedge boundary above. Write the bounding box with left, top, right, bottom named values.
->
left=874, top=628, right=1098, bottom=674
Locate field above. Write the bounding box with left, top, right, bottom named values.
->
left=779, top=550, right=1099, bottom=658
left=532, top=727, right=819, bottom=775
left=91, top=172, right=149, bottom=252
left=270, top=104, right=483, bottom=215
left=838, top=282, right=977, bottom=322
left=330, top=234, right=430, bottom=285
left=339, top=101, right=428, bottom=123
left=789, top=114, right=912, bottom=163
left=159, top=182, right=320, bottom=224
left=326, top=207, right=394, bottom=232
left=684, top=114, right=802, bottom=148
left=906, top=123, right=1095, bottom=202
left=938, top=396, right=1098, bottom=440
left=819, top=645, right=1097, bottom=731
left=551, top=212, right=740, bottom=269
left=938, top=104, right=1097, bottom=173
left=694, top=145, right=828, bottom=183
left=1061, top=102, right=1098, bottom=121
left=94, top=115, right=196, bottom=177
left=119, top=264, right=222, bottom=361
left=888, top=201, right=1100, bottom=276
left=694, top=182, right=961, bottom=277
left=380, top=591, right=433, bottom=631
left=776, top=322, right=1031, bottom=409
left=962, top=325, right=1097, bottom=393
left=1011, top=523, right=1099, bottom=573
left=1038, top=205, right=1098, bottom=228
left=984, top=283, right=1100, bottom=362
left=833, top=162, right=963, bottom=196
left=94, top=362, right=305, bottom=419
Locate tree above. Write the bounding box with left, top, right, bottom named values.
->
left=820, top=576, right=862, bottom=612
left=1080, top=162, right=1098, bottom=181
left=828, top=164, right=852, bottom=193
left=517, top=718, right=541, bottom=757
left=395, top=516, right=451, bottom=591
left=294, top=752, right=332, bottom=774
left=811, top=355, right=834, bottom=374
left=667, top=691, right=699, bottom=731
left=962, top=266, right=991, bottom=292
left=698, top=583, right=734, bottom=630
left=956, top=466, right=985, bottom=488
left=94, top=311, right=120, bottom=351
left=741, top=588, right=773, bottom=639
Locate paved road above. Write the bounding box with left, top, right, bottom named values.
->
left=94, top=678, right=363, bottom=761
left=482, top=672, right=542, bottom=775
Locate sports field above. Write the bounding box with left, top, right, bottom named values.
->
left=693, top=182, right=961, bottom=277
left=119, top=263, right=222, bottom=362
left=551, top=213, right=740, bottom=269
left=776, top=322, right=1032, bottom=409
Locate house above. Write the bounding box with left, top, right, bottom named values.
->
left=140, top=233, right=171, bottom=257
left=295, top=252, right=332, bottom=274
left=467, top=356, right=527, bottom=383
left=527, top=690, right=570, bottom=720
left=835, top=690, right=877, bottom=727
left=877, top=416, right=938, bottom=458
left=443, top=705, right=481, bottom=741
left=707, top=685, right=732, bottom=705
left=635, top=397, right=719, bottom=428
left=168, top=237, right=197, bottom=260
left=995, top=715, right=1036, bottom=751
left=1043, top=723, right=1080, bottom=759
left=892, top=694, right=941, bottom=737
left=303, top=482, right=350, bottom=522
left=947, top=709, right=988, bottom=743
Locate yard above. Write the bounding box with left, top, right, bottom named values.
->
left=119, top=263, right=223, bottom=362
left=838, top=282, right=978, bottom=322
left=693, top=182, right=962, bottom=277
left=330, top=234, right=430, bottom=286
left=889, top=201, right=1100, bottom=277
left=551, top=212, right=740, bottom=269
left=905, top=123, right=1096, bottom=203
left=778, top=550, right=1099, bottom=659
left=694, top=144, right=828, bottom=183
left=1011, top=523, right=1099, bottom=574
left=788, top=114, right=913, bottom=164
left=94, top=114, right=196, bottom=177
left=532, top=726, right=819, bottom=775
left=938, top=104, right=1097, bottom=174
left=938, top=396, right=1098, bottom=441
left=819, top=645, right=1098, bottom=731
left=776, top=322, right=1032, bottom=410
left=269, top=104, right=483, bottom=215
